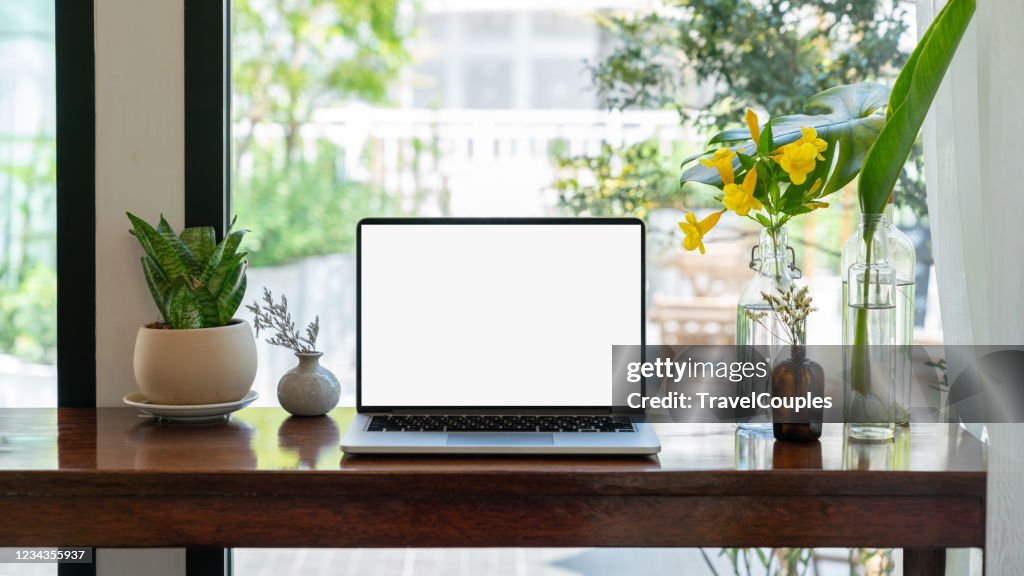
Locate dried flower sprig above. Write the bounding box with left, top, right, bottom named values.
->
left=746, top=284, right=817, bottom=345
left=246, top=287, right=320, bottom=353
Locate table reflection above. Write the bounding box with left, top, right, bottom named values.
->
left=0, top=409, right=985, bottom=474
left=735, top=429, right=825, bottom=470
left=772, top=440, right=822, bottom=470
left=843, top=426, right=911, bottom=471
left=734, top=428, right=774, bottom=470
left=277, top=415, right=341, bottom=469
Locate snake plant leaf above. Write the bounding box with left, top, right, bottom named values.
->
left=216, top=263, right=247, bottom=326
left=200, top=228, right=249, bottom=284
left=192, top=285, right=220, bottom=328
left=141, top=256, right=170, bottom=321
left=180, top=226, right=217, bottom=268
left=127, top=212, right=189, bottom=282
left=166, top=278, right=204, bottom=329
left=681, top=82, right=890, bottom=194
left=208, top=252, right=247, bottom=297
left=156, top=216, right=202, bottom=278
left=128, top=221, right=159, bottom=265
left=858, top=0, right=975, bottom=215
left=221, top=228, right=249, bottom=261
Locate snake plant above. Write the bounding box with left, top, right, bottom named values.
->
left=127, top=212, right=249, bottom=329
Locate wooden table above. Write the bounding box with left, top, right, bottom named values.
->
left=0, top=408, right=985, bottom=574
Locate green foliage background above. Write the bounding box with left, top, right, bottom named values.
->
left=589, top=0, right=910, bottom=127
left=233, top=140, right=399, bottom=268
left=0, top=134, right=57, bottom=363
left=555, top=0, right=917, bottom=222
left=231, top=0, right=409, bottom=269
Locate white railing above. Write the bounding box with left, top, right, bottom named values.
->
left=239, top=107, right=690, bottom=216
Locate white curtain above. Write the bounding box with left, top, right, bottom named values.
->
left=919, top=0, right=1024, bottom=573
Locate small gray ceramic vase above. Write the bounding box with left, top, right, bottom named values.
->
left=277, top=352, right=340, bottom=417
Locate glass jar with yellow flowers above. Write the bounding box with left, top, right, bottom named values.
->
left=733, top=226, right=798, bottom=431
left=679, top=107, right=837, bottom=431
left=680, top=85, right=894, bottom=429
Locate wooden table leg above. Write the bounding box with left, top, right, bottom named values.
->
left=904, top=548, right=946, bottom=576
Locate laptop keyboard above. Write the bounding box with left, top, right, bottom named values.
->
left=366, top=415, right=636, bottom=433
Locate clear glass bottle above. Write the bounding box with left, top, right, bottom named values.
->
left=842, top=213, right=897, bottom=440
left=736, top=227, right=798, bottom=432
left=842, top=198, right=915, bottom=426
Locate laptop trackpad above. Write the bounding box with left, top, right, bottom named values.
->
left=447, top=433, right=554, bottom=446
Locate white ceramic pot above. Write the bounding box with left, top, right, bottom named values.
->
left=133, top=319, right=257, bottom=405
left=278, top=352, right=340, bottom=416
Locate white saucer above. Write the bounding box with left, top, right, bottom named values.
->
left=123, top=390, right=259, bottom=422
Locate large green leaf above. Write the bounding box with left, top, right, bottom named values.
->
left=180, top=226, right=217, bottom=268
left=681, top=82, right=890, bottom=194
left=858, top=0, right=975, bottom=214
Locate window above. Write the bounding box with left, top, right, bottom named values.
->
left=225, top=0, right=934, bottom=572
left=0, top=1, right=58, bottom=408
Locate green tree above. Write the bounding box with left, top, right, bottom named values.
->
left=232, top=0, right=409, bottom=165
left=0, top=133, right=57, bottom=363
left=234, top=139, right=398, bottom=268
left=232, top=0, right=412, bottom=266
left=557, top=0, right=914, bottom=219
left=553, top=140, right=720, bottom=219
left=590, top=0, right=910, bottom=128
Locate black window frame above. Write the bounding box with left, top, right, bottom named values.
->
left=55, top=3, right=97, bottom=576
left=184, top=0, right=232, bottom=574
left=55, top=0, right=96, bottom=409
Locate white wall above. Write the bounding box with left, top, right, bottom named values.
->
left=94, top=0, right=187, bottom=573
left=95, top=0, right=185, bottom=407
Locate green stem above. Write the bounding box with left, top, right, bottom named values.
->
left=766, top=208, right=782, bottom=285
left=851, top=222, right=875, bottom=396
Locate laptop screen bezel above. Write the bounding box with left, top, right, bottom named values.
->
left=355, top=217, right=646, bottom=415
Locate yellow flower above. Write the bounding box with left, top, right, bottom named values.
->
left=700, top=147, right=736, bottom=185
left=678, top=210, right=725, bottom=254
left=775, top=141, right=819, bottom=185
left=773, top=126, right=828, bottom=185
left=745, top=108, right=761, bottom=144
left=722, top=169, right=762, bottom=216
left=798, top=126, right=827, bottom=155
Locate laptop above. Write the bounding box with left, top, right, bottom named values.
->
left=341, top=218, right=660, bottom=455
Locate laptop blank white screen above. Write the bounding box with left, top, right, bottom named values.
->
left=359, top=222, right=642, bottom=408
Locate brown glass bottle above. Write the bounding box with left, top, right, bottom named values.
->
left=771, top=345, right=824, bottom=442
